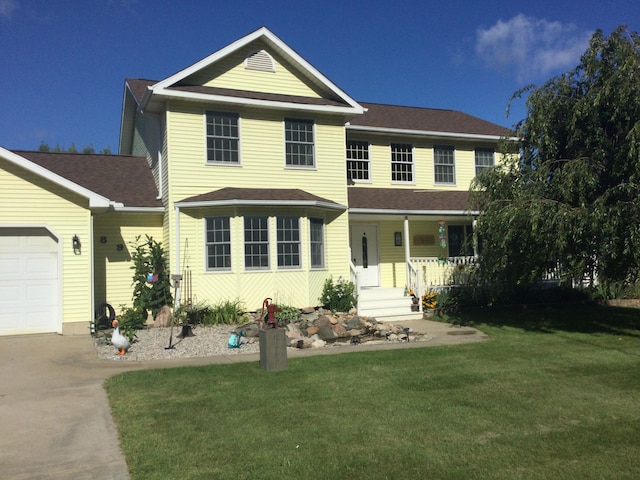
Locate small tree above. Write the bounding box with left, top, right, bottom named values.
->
left=130, top=235, right=173, bottom=323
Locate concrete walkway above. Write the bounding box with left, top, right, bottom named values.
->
left=0, top=319, right=487, bottom=479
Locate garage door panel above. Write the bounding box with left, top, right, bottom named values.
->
left=0, top=230, right=59, bottom=335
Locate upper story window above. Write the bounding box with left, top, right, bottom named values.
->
left=434, top=146, right=455, bottom=184
left=391, top=143, right=414, bottom=183
left=346, top=140, right=370, bottom=182
left=206, top=112, right=239, bottom=164
left=285, top=119, right=314, bottom=168
left=244, top=216, right=269, bottom=270
left=475, top=148, right=495, bottom=175
left=309, top=218, right=325, bottom=269
left=205, top=216, right=231, bottom=271
left=277, top=216, right=301, bottom=269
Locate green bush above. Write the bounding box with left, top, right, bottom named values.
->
left=201, top=299, right=247, bottom=325
left=130, top=235, right=173, bottom=320
left=115, top=306, right=145, bottom=343
left=319, top=277, right=357, bottom=312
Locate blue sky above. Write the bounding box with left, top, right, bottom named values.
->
left=1, top=0, right=638, bottom=152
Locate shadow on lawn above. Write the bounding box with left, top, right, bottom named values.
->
left=459, top=302, right=640, bottom=338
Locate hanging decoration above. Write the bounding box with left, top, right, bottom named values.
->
left=438, top=220, right=447, bottom=248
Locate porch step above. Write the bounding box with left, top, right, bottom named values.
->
left=358, top=287, right=420, bottom=320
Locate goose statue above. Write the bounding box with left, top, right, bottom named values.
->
left=111, top=319, right=130, bottom=355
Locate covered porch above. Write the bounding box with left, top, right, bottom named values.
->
left=347, top=187, right=478, bottom=317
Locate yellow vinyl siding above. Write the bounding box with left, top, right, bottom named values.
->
left=93, top=213, right=164, bottom=312
left=186, top=41, right=322, bottom=99
left=165, top=103, right=348, bottom=205
left=0, top=160, right=91, bottom=329
left=351, top=136, right=497, bottom=191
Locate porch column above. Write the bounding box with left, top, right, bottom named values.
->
left=404, top=216, right=411, bottom=287
left=472, top=218, right=478, bottom=258
left=174, top=205, right=181, bottom=310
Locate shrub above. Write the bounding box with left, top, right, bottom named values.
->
left=319, top=277, right=357, bottom=312
left=201, top=299, right=247, bottom=325
left=130, top=235, right=173, bottom=320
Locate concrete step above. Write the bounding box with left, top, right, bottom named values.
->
left=358, top=287, right=419, bottom=319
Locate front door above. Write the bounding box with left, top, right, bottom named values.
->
left=350, top=225, right=379, bottom=287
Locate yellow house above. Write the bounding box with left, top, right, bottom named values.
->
left=0, top=27, right=508, bottom=336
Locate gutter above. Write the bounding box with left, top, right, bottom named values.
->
left=349, top=208, right=479, bottom=216
left=346, top=124, right=516, bottom=142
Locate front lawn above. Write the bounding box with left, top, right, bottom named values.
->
left=105, top=304, right=640, bottom=479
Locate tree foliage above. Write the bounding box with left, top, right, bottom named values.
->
left=472, top=26, right=640, bottom=295
left=38, top=141, right=111, bottom=154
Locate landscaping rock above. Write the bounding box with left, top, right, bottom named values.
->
left=153, top=305, right=172, bottom=328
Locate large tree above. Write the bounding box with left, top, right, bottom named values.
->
left=472, top=26, right=640, bottom=295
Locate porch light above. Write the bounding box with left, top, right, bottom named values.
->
left=72, top=234, right=81, bottom=253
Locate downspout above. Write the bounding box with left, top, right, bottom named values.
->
left=174, top=205, right=181, bottom=310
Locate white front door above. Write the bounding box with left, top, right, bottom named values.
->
left=350, top=225, right=379, bottom=287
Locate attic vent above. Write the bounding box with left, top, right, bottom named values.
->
left=245, top=50, right=275, bottom=72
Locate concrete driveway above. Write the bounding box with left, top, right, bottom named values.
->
left=0, top=320, right=486, bottom=479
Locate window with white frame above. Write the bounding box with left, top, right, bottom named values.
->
left=391, top=143, right=414, bottom=182
left=434, top=146, right=455, bottom=184
left=475, top=148, right=495, bottom=175
left=277, top=216, right=301, bottom=268
left=285, top=119, right=314, bottom=167
left=205, top=216, right=231, bottom=270
left=346, top=140, right=370, bottom=181
left=206, top=112, right=239, bottom=164
left=309, top=218, right=325, bottom=268
left=244, top=216, right=269, bottom=269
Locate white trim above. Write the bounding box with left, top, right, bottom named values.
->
left=152, top=88, right=360, bottom=115
left=175, top=199, right=347, bottom=211
left=111, top=206, right=165, bottom=213
left=0, top=147, right=111, bottom=208
left=151, top=27, right=364, bottom=114
left=347, top=124, right=515, bottom=142
left=349, top=208, right=478, bottom=216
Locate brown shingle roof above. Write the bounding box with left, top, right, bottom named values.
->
left=348, top=187, right=473, bottom=213
left=15, top=151, right=161, bottom=209
left=350, top=102, right=510, bottom=137
left=179, top=187, right=344, bottom=209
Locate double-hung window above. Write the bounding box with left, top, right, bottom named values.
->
left=206, top=112, right=239, bottom=164
left=205, top=217, right=231, bottom=270
left=277, top=216, right=300, bottom=268
left=346, top=140, right=370, bottom=181
left=475, top=148, right=495, bottom=175
left=244, top=216, right=269, bottom=269
left=434, top=146, right=455, bottom=184
left=285, top=119, right=314, bottom=167
left=391, top=143, right=414, bottom=182
left=309, top=218, right=325, bottom=269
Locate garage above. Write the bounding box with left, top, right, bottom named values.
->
left=0, top=227, right=60, bottom=336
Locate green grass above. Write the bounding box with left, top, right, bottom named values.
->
left=104, top=304, right=640, bottom=479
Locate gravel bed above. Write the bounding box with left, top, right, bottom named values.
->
left=94, top=325, right=260, bottom=361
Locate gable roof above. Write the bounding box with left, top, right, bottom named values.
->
left=176, top=187, right=346, bottom=211
left=348, top=187, right=476, bottom=215
left=348, top=102, right=511, bottom=140
left=133, top=27, right=364, bottom=116
left=11, top=150, right=161, bottom=210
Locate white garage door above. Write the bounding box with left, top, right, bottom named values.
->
left=0, top=228, right=60, bottom=335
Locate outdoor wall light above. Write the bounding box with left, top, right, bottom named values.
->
left=72, top=234, right=81, bottom=253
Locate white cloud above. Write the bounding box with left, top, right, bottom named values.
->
left=0, top=0, right=17, bottom=19
left=475, top=14, right=592, bottom=82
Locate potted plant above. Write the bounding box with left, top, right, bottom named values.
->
left=421, top=290, right=438, bottom=317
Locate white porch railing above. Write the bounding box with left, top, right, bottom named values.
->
left=410, top=256, right=477, bottom=290
left=407, top=259, right=422, bottom=300
left=350, top=260, right=361, bottom=313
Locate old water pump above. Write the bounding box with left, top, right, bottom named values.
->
left=261, top=297, right=281, bottom=329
